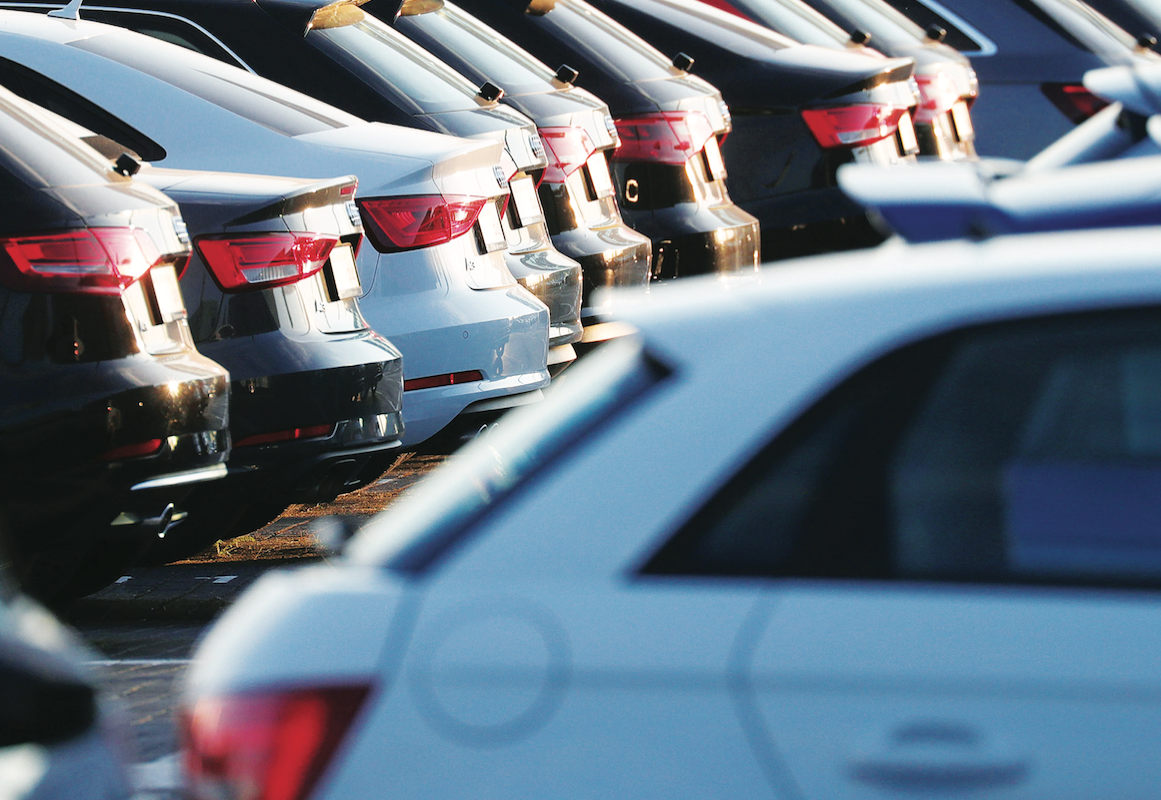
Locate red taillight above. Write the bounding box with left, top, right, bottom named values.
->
left=698, top=0, right=752, bottom=19
left=612, top=111, right=716, bottom=165
left=913, top=71, right=961, bottom=123
left=801, top=104, right=908, bottom=149
left=196, top=233, right=337, bottom=293
left=1041, top=82, right=1110, bottom=124
left=96, top=438, right=163, bottom=462
left=184, top=684, right=370, bottom=800
left=537, top=126, right=598, bottom=183
left=357, top=196, right=486, bottom=253
left=0, top=227, right=161, bottom=295
left=403, top=370, right=484, bottom=391
left=233, top=424, right=335, bottom=448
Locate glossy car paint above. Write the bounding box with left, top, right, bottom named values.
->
left=388, top=0, right=756, bottom=284
left=187, top=226, right=1161, bottom=800
left=0, top=11, right=550, bottom=448
left=715, top=0, right=980, bottom=160
left=36, top=0, right=581, bottom=360
left=130, top=168, right=405, bottom=561
left=880, top=0, right=1159, bottom=158
left=561, top=0, right=918, bottom=258
left=0, top=87, right=229, bottom=599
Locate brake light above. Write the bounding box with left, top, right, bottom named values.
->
left=97, top=438, right=163, bottom=462
left=1041, top=83, right=1109, bottom=124
left=184, top=684, right=370, bottom=800
left=612, top=111, right=716, bottom=165
left=403, top=370, right=484, bottom=391
left=357, top=196, right=486, bottom=253
left=537, top=126, right=597, bottom=184
left=913, top=71, right=961, bottom=123
left=0, top=227, right=161, bottom=295
left=196, top=233, right=337, bottom=292
left=233, top=424, right=335, bottom=448
left=801, top=104, right=908, bottom=148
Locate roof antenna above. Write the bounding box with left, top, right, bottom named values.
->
left=48, top=0, right=83, bottom=19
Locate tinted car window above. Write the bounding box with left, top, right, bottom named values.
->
left=643, top=308, right=1161, bottom=588
left=80, top=9, right=246, bottom=66
left=536, top=0, right=681, bottom=82
left=0, top=86, right=117, bottom=188
left=735, top=0, right=854, bottom=46
left=879, top=0, right=989, bottom=52
left=807, top=0, right=929, bottom=48
left=307, top=13, right=484, bottom=114
left=400, top=3, right=558, bottom=94
left=68, top=28, right=362, bottom=135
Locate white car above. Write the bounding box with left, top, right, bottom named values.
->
left=0, top=10, right=550, bottom=449
left=184, top=226, right=1161, bottom=800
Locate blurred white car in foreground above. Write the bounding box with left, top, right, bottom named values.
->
left=185, top=226, right=1161, bottom=800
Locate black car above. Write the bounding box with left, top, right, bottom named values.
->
left=478, top=0, right=918, bottom=258
left=29, top=0, right=613, bottom=360
left=0, top=87, right=230, bottom=601
left=133, top=167, right=406, bottom=562
left=716, top=0, right=979, bottom=160
left=381, top=0, right=760, bottom=282
left=880, top=0, right=1160, bottom=158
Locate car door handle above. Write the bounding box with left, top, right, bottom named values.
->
left=849, top=720, right=1030, bottom=792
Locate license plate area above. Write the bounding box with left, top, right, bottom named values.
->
left=149, top=263, right=188, bottom=323
left=474, top=199, right=508, bottom=253
left=509, top=175, right=544, bottom=228
left=324, top=244, right=362, bottom=301
left=895, top=111, right=920, bottom=155
left=703, top=136, right=728, bottom=179
left=951, top=100, right=975, bottom=142
left=584, top=150, right=616, bottom=199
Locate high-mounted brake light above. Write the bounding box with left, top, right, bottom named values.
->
left=184, top=684, right=370, bottom=800
left=1041, top=83, right=1109, bottom=124
left=801, top=104, right=908, bottom=149
left=537, top=126, right=598, bottom=184
left=196, top=233, right=337, bottom=292
left=0, top=227, right=161, bottom=295
left=357, top=196, right=486, bottom=253
left=612, top=111, right=717, bottom=165
left=913, top=72, right=961, bottom=123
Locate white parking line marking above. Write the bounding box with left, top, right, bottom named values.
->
left=115, top=576, right=132, bottom=583
left=194, top=575, right=237, bottom=583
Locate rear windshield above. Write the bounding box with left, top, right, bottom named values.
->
left=735, top=0, right=854, bottom=46
left=538, top=0, right=681, bottom=82
left=1035, top=0, right=1144, bottom=57
left=308, top=13, right=485, bottom=114
left=807, top=0, right=929, bottom=49
left=0, top=87, right=116, bottom=189
left=401, top=2, right=558, bottom=95
left=348, top=336, right=671, bottom=573
left=69, top=28, right=362, bottom=135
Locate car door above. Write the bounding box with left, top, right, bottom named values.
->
left=642, top=306, right=1161, bottom=798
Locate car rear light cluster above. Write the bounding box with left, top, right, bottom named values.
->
left=196, top=233, right=338, bottom=292
left=801, top=104, right=909, bottom=149
left=97, top=438, right=163, bottom=462
left=403, top=369, right=484, bottom=392
left=537, top=126, right=598, bottom=184
left=358, top=195, right=486, bottom=253
left=233, top=423, right=336, bottom=448
left=0, top=227, right=164, bottom=295
left=913, top=71, right=962, bottom=123
left=1041, top=83, right=1110, bottom=124
left=612, top=111, right=717, bottom=165
left=184, top=684, right=370, bottom=800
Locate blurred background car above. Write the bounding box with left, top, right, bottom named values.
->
left=382, top=0, right=759, bottom=283
left=568, top=0, right=921, bottom=258
left=0, top=85, right=230, bottom=602
left=182, top=224, right=1161, bottom=800
left=0, top=10, right=552, bottom=452
left=707, top=0, right=980, bottom=160
left=24, top=0, right=611, bottom=362
left=878, top=0, right=1161, bottom=157
left=0, top=549, right=136, bottom=800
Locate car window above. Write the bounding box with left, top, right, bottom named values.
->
left=806, top=0, right=929, bottom=48
left=307, top=13, right=485, bottom=114
left=67, top=28, right=363, bottom=135
left=0, top=85, right=120, bottom=188
left=399, top=3, right=558, bottom=95
left=736, top=0, right=855, bottom=47
left=79, top=8, right=248, bottom=68
left=0, top=56, right=166, bottom=162
left=642, top=308, right=1161, bottom=589
left=878, top=0, right=993, bottom=53
left=348, top=336, right=672, bottom=572
left=538, top=0, right=681, bottom=82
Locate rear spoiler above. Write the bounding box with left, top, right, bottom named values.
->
left=838, top=156, right=1161, bottom=242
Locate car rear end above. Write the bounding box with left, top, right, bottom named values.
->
left=0, top=89, right=229, bottom=601
left=132, top=168, right=405, bottom=562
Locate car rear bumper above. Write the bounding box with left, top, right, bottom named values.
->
left=622, top=202, right=760, bottom=280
